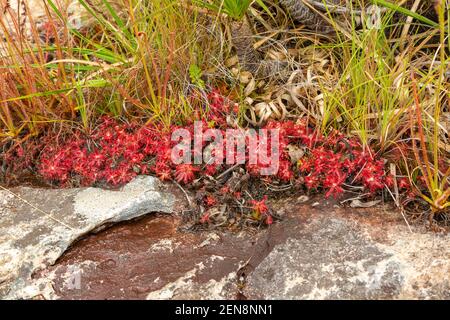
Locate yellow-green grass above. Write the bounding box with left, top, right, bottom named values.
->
left=319, top=0, right=449, bottom=211
left=0, top=0, right=214, bottom=138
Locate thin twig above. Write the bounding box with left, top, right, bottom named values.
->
left=171, top=179, right=192, bottom=207
left=215, top=163, right=241, bottom=180
left=384, top=183, right=413, bottom=233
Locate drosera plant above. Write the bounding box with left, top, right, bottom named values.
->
left=0, top=1, right=81, bottom=139
left=30, top=90, right=393, bottom=197
left=0, top=0, right=211, bottom=142
left=4, top=87, right=446, bottom=227
left=408, top=1, right=450, bottom=219
left=410, top=76, right=449, bottom=220
left=315, top=0, right=449, bottom=217
left=249, top=195, right=273, bottom=224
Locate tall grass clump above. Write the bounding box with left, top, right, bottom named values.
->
left=0, top=2, right=79, bottom=138
left=0, top=0, right=213, bottom=140
left=409, top=0, right=449, bottom=217
left=319, top=0, right=449, bottom=214
left=322, top=1, right=416, bottom=150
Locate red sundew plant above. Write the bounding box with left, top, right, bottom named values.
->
left=32, top=92, right=236, bottom=187
left=204, top=195, right=217, bottom=207
left=153, top=163, right=172, bottom=181
left=28, top=90, right=394, bottom=201
left=2, top=88, right=426, bottom=224
left=398, top=178, right=411, bottom=190
left=174, top=164, right=199, bottom=184
left=200, top=213, right=210, bottom=224
left=248, top=196, right=273, bottom=225
left=2, top=87, right=441, bottom=229
left=249, top=196, right=269, bottom=217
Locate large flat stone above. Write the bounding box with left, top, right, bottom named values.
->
left=244, top=206, right=450, bottom=300
left=0, top=176, right=175, bottom=299
left=32, top=215, right=256, bottom=300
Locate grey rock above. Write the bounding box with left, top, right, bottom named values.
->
left=244, top=215, right=450, bottom=300
left=0, top=176, right=175, bottom=299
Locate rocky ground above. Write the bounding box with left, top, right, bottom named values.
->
left=0, top=176, right=449, bottom=300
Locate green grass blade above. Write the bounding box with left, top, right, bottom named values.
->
left=372, top=0, right=439, bottom=28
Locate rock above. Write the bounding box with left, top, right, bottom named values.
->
left=3, top=190, right=449, bottom=300
left=145, top=265, right=237, bottom=300
left=0, top=176, right=175, bottom=299
left=31, top=214, right=256, bottom=300
left=244, top=212, right=450, bottom=300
